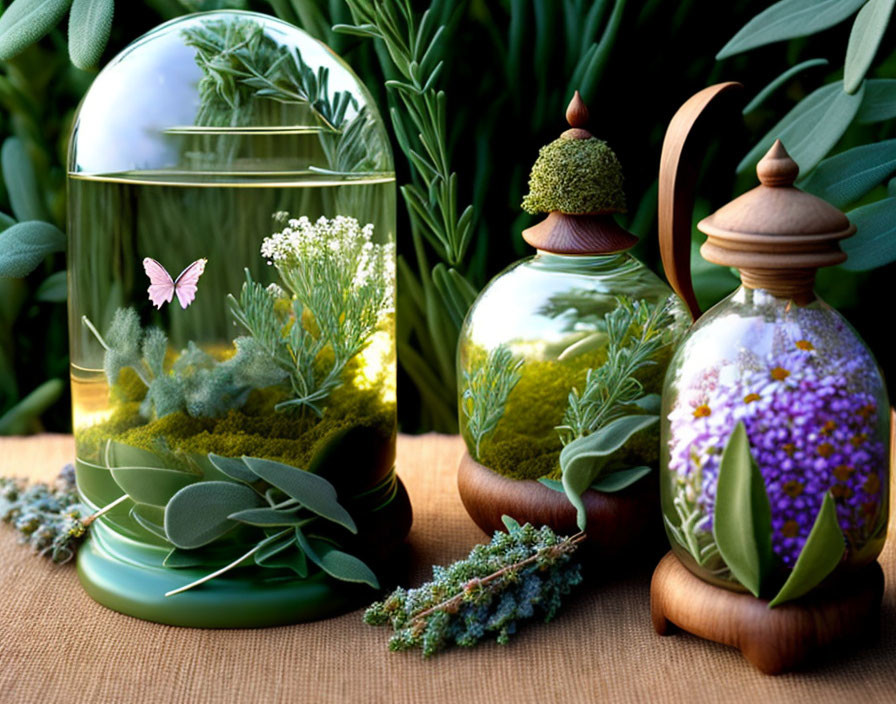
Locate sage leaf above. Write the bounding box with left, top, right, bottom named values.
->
left=0, top=221, right=66, bottom=278
left=107, top=441, right=172, bottom=470
left=106, top=440, right=197, bottom=507
left=208, top=453, right=257, bottom=483
left=844, top=0, right=896, bottom=94
left=537, top=478, right=564, bottom=493
left=0, top=0, right=71, bottom=62
left=590, top=465, right=652, bottom=492
left=1, top=137, right=49, bottom=223
left=35, top=270, right=67, bottom=302
left=713, top=422, right=773, bottom=597
left=716, top=0, right=866, bottom=59
left=68, top=0, right=114, bottom=69
left=768, top=492, right=845, bottom=607
left=743, top=58, right=829, bottom=115
left=130, top=505, right=169, bottom=541
left=242, top=456, right=357, bottom=533
left=501, top=515, right=522, bottom=532
left=295, top=529, right=379, bottom=589
left=560, top=414, right=658, bottom=531
left=255, top=535, right=308, bottom=577
left=737, top=82, right=865, bottom=175
left=800, top=140, right=896, bottom=208
left=163, top=545, right=247, bottom=569
left=842, top=196, right=896, bottom=270
left=228, top=507, right=305, bottom=527
left=857, top=79, right=896, bottom=123
left=630, top=393, right=662, bottom=414
left=164, top=481, right=263, bottom=549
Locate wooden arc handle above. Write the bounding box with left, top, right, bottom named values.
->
left=658, top=82, right=744, bottom=320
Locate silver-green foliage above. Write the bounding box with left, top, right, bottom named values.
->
left=722, top=0, right=896, bottom=269
left=231, top=215, right=394, bottom=416
left=364, top=516, right=583, bottom=657
left=461, top=345, right=523, bottom=459
left=98, top=444, right=379, bottom=596
left=83, top=307, right=286, bottom=420
left=558, top=297, right=674, bottom=444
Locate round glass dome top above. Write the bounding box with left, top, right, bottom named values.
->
left=69, top=10, right=393, bottom=181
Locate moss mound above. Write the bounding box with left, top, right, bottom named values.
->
left=521, top=136, right=626, bottom=215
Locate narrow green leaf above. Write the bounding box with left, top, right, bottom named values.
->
left=228, top=507, right=304, bottom=526
left=0, top=221, right=66, bottom=278
left=68, top=0, right=114, bottom=69
left=242, top=456, right=357, bottom=533
left=0, top=378, right=63, bottom=434
left=844, top=0, right=896, bottom=94
left=254, top=533, right=296, bottom=564
left=130, top=505, right=169, bottom=541
left=590, top=465, right=651, bottom=492
left=713, top=423, right=773, bottom=597
left=105, top=441, right=197, bottom=507
left=208, top=453, right=257, bottom=483
left=164, top=481, right=263, bottom=549
left=800, top=140, right=896, bottom=208
left=716, top=0, right=866, bottom=59
left=295, top=529, right=379, bottom=588
left=0, top=0, right=72, bottom=61
left=560, top=414, right=658, bottom=530
left=737, top=82, right=865, bottom=174
left=35, top=270, right=67, bottom=302
left=743, top=58, right=829, bottom=115
left=841, top=196, right=896, bottom=270
left=768, top=493, right=845, bottom=607
left=107, top=441, right=172, bottom=470
left=538, top=477, right=564, bottom=493
left=500, top=515, right=522, bottom=532
left=857, top=79, right=896, bottom=123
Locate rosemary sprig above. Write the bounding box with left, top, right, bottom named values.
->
left=364, top=517, right=584, bottom=656
left=460, top=345, right=523, bottom=459
left=557, top=297, right=674, bottom=444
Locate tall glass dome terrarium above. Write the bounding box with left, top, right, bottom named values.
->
left=67, top=11, right=411, bottom=627
left=456, top=95, right=689, bottom=556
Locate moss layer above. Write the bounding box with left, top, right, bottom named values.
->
left=521, top=136, right=626, bottom=215
left=474, top=346, right=670, bottom=481
left=77, top=383, right=394, bottom=471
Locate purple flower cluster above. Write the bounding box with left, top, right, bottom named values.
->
left=668, top=337, right=887, bottom=568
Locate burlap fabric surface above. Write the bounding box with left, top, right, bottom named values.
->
left=1, top=433, right=895, bottom=704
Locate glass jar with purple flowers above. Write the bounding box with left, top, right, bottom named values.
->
left=658, top=137, right=890, bottom=601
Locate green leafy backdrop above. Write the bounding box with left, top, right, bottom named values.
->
left=0, top=0, right=893, bottom=435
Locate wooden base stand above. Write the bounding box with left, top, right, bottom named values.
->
left=457, top=451, right=663, bottom=560
left=650, top=552, right=884, bottom=674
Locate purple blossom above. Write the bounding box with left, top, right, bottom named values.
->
left=668, top=335, right=887, bottom=568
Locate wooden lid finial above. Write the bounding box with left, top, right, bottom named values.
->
left=756, top=140, right=800, bottom=187
left=562, top=91, right=593, bottom=140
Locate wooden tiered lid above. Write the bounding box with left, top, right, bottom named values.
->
left=698, top=140, right=855, bottom=299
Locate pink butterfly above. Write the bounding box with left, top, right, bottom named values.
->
left=142, top=257, right=207, bottom=310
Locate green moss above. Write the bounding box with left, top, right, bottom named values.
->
left=521, top=136, right=626, bottom=215
left=77, top=382, right=394, bottom=471
left=472, top=344, right=672, bottom=482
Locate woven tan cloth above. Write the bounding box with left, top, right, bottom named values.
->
left=1, top=433, right=894, bottom=704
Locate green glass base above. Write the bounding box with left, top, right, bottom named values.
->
left=77, top=520, right=368, bottom=627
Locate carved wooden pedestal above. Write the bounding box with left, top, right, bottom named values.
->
left=457, top=451, right=663, bottom=560
left=651, top=552, right=884, bottom=674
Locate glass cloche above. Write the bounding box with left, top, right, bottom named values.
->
left=658, top=139, right=890, bottom=602
left=67, top=10, right=410, bottom=626
left=456, top=94, right=689, bottom=548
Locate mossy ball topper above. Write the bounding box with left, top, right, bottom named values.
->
left=521, top=92, right=626, bottom=216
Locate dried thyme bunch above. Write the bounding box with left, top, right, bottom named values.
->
left=0, top=465, right=90, bottom=563
left=364, top=517, right=584, bottom=657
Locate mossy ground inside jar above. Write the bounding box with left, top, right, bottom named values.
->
left=469, top=346, right=671, bottom=481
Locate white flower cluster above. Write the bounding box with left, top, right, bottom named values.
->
left=260, top=215, right=395, bottom=313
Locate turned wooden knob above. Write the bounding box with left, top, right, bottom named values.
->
left=756, top=139, right=800, bottom=186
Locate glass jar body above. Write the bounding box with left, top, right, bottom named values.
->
left=66, top=12, right=405, bottom=620
left=457, top=251, right=689, bottom=481
left=660, top=287, right=890, bottom=591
